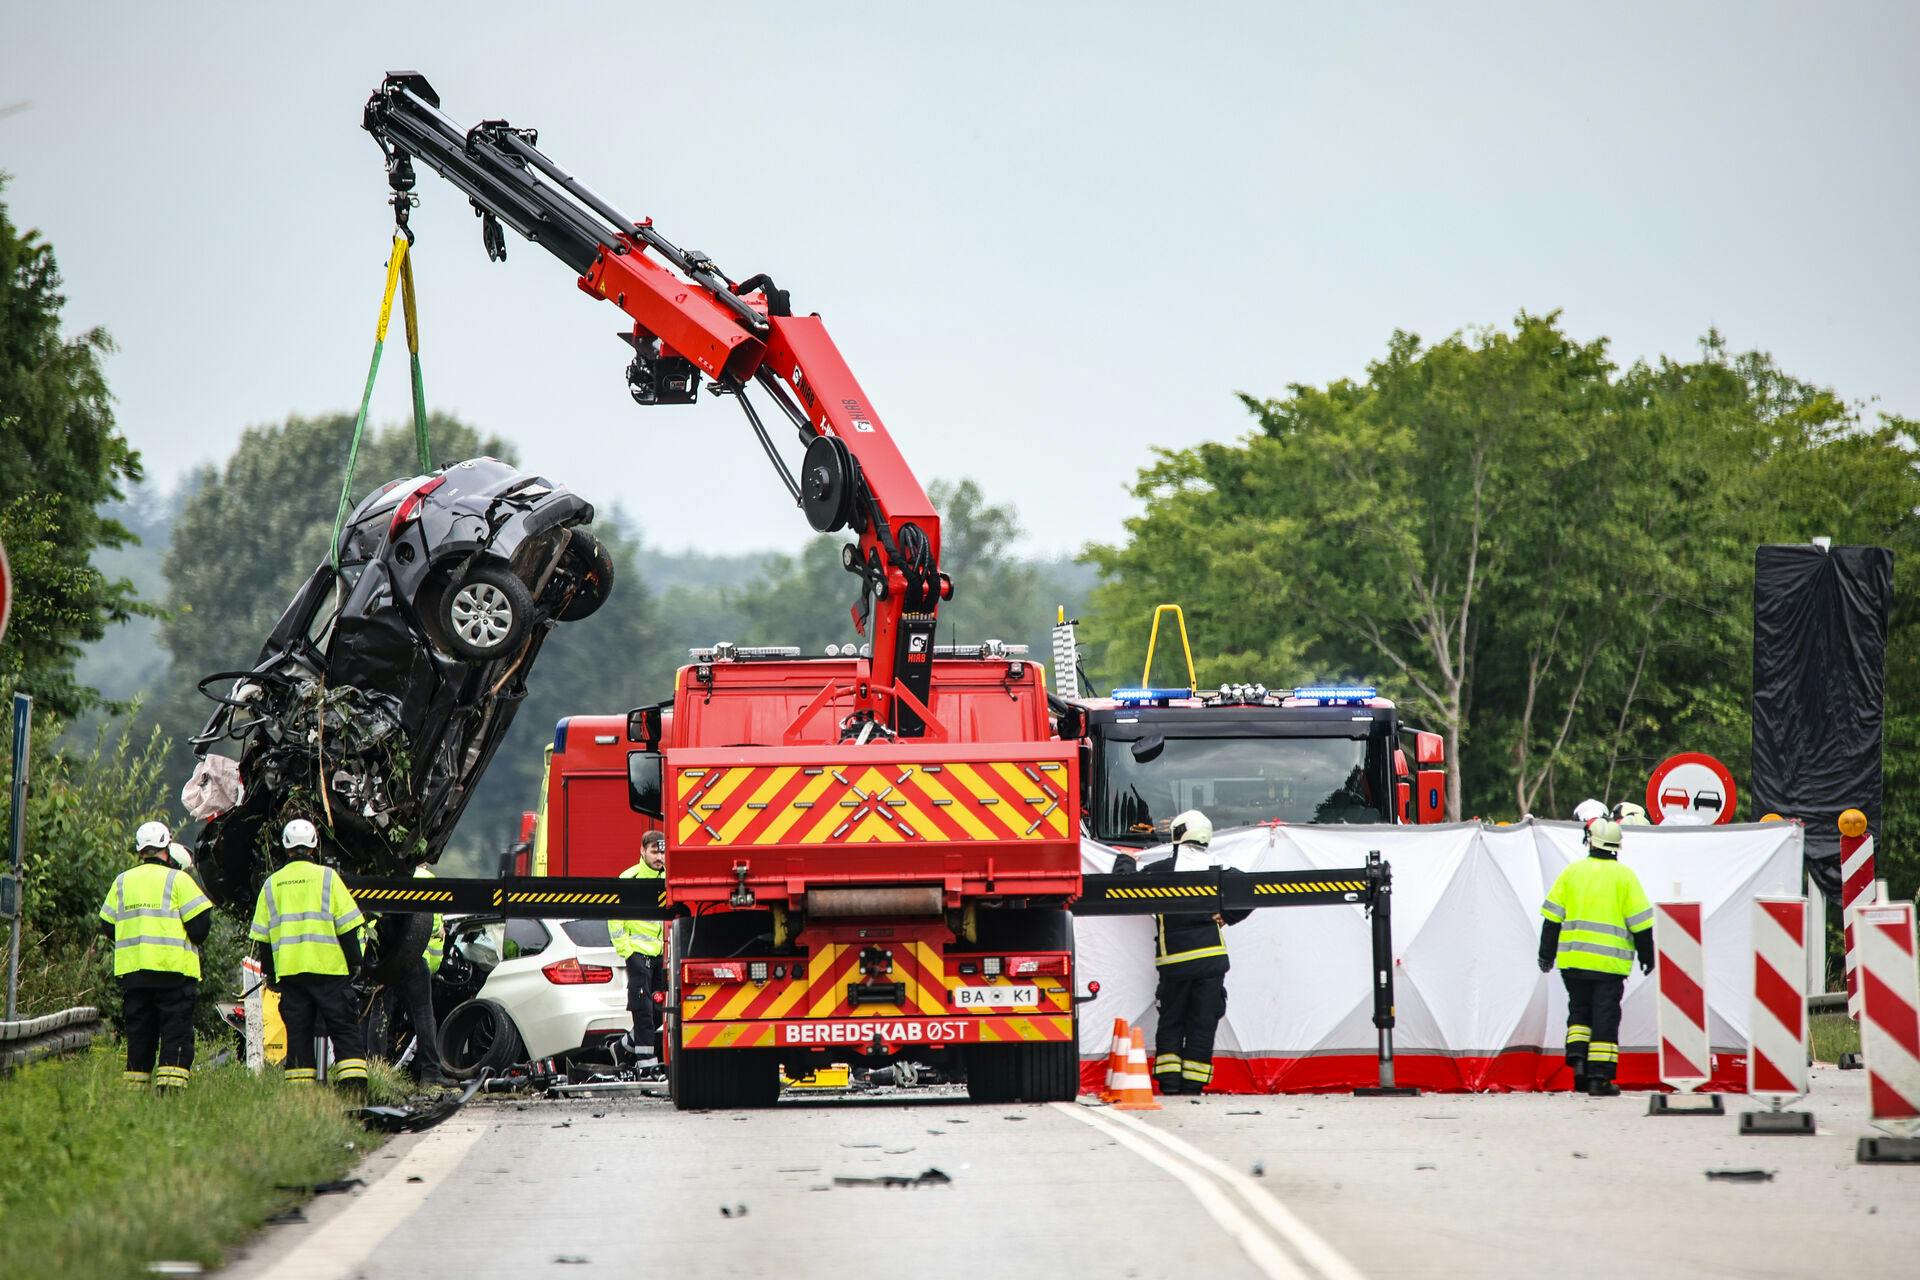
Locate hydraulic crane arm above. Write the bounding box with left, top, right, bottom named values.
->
left=363, top=72, right=950, bottom=735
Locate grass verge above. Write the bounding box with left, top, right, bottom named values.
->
left=0, top=1043, right=390, bottom=1280
left=1810, top=1010, right=1861, bottom=1063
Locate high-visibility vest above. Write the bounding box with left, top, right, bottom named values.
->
left=1541, top=855, right=1654, bottom=976
left=609, top=861, right=665, bottom=959
left=98, top=862, right=211, bottom=980
left=249, top=858, right=365, bottom=977
left=416, top=866, right=445, bottom=973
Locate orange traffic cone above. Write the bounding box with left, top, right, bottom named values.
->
left=1112, top=1025, right=1162, bottom=1111
left=1101, top=1018, right=1131, bottom=1101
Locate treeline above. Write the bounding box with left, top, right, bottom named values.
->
left=1084, top=313, right=1920, bottom=894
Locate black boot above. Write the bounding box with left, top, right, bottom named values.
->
left=1587, top=1078, right=1621, bottom=1097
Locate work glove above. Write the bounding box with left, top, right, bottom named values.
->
left=1537, top=955, right=1552, bottom=973
left=1640, top=959, right=1654, bottom=976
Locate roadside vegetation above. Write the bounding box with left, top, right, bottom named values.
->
left=1809, top=1012, right=1862, bottom=1064
left=0, top=1046, right=396, bottom=1280
left=1084, top=314, right=1920, bottom=902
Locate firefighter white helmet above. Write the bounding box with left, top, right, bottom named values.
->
left=1584, top=818, right=1624, bottom=853
left=1572, top=798, right=1607, bottom=825
left=1170, top=809, right=1212, bottom=849
left=1612, top=801, right=1650, bottom=827
left=134, top=821, right=172, bottom=853
left=281, top=818, right=320, bottom=850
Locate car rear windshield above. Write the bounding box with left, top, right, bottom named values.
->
left=561, top=919, right=612, bottom=948
left=504, top=918, right=551, bottom=959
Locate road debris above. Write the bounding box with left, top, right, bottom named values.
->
left=832, top=1168, right=954, bottom=1189
left=357, top=1079, right=482, bottom=1133
left=554, top=1256, right=591, bottom=1265
left=275, top=1178, right=364, bottom=1196
left=1251, top=1161, right=1265, bottom=1178
left=262, top=1207, right=307, bottom=1226
left=720, top=1204, right=749, bottom=1218
left=145, top=1265, right=204, bottom=1276
left=1706, top=1168, right=1777, bottom=1182
left=1227, top=1109, right=1263, bottom=1116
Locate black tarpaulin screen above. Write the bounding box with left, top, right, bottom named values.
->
left=1750, top=544, right=1893, bottom=899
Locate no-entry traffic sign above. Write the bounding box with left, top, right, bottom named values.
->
left=1647, top=752, right=1738, bottom=825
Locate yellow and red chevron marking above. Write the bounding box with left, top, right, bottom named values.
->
left=680, top=1022, right=779, bottom=1050
left=685, top=944, right=1072, bottom=1022
left=687, top=940, right=949, bottom=1021
left=671, top=760, right=1070, bottom=848
left=680, top=1013, right=1075, bottom=1051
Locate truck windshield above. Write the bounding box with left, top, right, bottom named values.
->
left=1095, top=735, right=1380, bottom=842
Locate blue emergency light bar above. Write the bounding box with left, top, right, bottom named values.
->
left=1291, top=685, right=1379, bottom=704
left=1110, top=687, right=1194, bottom=705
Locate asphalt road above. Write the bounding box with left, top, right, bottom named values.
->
left=226, top=1068, right=1917, bottom=1280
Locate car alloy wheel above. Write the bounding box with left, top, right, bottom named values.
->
left=437, top=563, right=533, bottom=662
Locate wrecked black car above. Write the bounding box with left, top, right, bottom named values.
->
left=187, top=457, right=612, bottom=910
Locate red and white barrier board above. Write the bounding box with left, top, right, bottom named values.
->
left=1856, top=900, right=1920, bottom=1136
left=1655, top=902, right=1711, bottom=1090
left=1749, top=897, right=1809, bottom=1101
left=1842, top=832, right=1877, bottom=1019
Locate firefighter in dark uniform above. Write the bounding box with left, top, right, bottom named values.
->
left=1539, top=817, right=1655, bottom=1096
left=97, top=821, right=214, bottom=1091
left=1148, top=810, right=1248, bottom=1094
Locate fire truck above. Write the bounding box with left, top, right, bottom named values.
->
left=348, top=73, right=1414, bottom=1108
left=1053, top=606, right=1449, bottom=848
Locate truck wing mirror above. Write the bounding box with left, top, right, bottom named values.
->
left=1131, top=734, right=1165, bottom=764
left=1414, top=730, right=1444, bottom=765
left=628, top=750, right=664, bottom=819
left=627, top=704, right=663, bottom=749
left=1053, top=702, right=1089, bottom=741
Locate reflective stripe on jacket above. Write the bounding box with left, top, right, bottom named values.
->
left=98, top=863, right=211, bottom=980
left=416, top=866, right=445, bottom=973
left=609, top=860, right=665, bottom=959
left=249, top=859, right=365, bottom=977
left=1541, top=855, right=1654, bottom=976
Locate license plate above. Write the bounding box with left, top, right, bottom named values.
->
left=951, top=984, right=1038, bottom=1009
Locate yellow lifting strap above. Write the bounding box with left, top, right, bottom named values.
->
left=329, top=233, right=433, bottom=570
left=1140, top=603, right=1199, bottom=690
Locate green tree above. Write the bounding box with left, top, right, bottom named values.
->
left=0, top=177, right=146, bottom=715
left=1086, top=314, right=1920, bottom=875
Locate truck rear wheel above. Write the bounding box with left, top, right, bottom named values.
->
left=963, top=1039, right=1078, bottom=1104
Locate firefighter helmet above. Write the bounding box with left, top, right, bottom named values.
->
left=1612, top=801, right=1650, bottom=826
left=1584, top=818, right=1624, bottom=853
left=281, top=818, right=320, bottom=850
left=134, top=821, right=172, bottom=854
left=1572, top=798, right=1607, bottom=825
left=1170, top=809, right=1212, bottom=848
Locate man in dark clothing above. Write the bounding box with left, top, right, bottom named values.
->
left=1146, top=810, right=1249, bottom=1095
left=97, top=821, right=214, bottom=1091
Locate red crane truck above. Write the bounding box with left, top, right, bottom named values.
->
left=348, top=73, right=1412, bottom=1107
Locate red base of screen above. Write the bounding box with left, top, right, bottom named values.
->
left=1078, top=1050, right=1749, bottom=1095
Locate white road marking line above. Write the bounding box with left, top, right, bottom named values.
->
left=254, top=1115, right=490, bottom=1280
left=1055, top=1102, right=1311, bottom=1280
left=1055, top=1102, right=1368, bottom=1280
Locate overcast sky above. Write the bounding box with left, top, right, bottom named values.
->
left=4, top=2, right=1915, bottom=556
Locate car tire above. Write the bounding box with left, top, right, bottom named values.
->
left=438, top=998, right=526, bottom=1079
left=551, top=529, right=615, bottom=623
left=437, top=563, right=533, bottom=662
